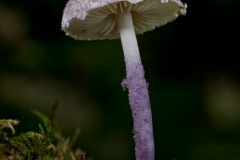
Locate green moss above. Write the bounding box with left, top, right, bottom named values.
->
left=0, top=101, right=88, bottom=160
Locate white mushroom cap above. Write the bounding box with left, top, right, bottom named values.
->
left=62, top=0, right=187, bottom=40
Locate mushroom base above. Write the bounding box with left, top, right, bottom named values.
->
left=122, top=60, right=155, bottom=160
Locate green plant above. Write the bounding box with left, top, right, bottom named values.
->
left=0, top=101, right=88, bottom=160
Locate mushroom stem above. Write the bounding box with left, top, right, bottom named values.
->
left=116, top=12, right=154, bottom=160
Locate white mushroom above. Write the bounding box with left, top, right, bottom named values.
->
left=61, top=0, right=187, bottom=160
left=62, top=0, right=187, bottom=40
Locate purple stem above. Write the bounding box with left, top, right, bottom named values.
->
left=122, top=60, right=154, bottom=160
left=117, top=12, right=154, bottom=160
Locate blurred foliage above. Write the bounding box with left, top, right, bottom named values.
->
left=0, top=0, right=240, bottom=160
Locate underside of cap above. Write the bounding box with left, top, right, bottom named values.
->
left=62, top=0, right=187, bottom=40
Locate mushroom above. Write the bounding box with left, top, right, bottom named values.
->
left=61, top=0, right=187, bottom=160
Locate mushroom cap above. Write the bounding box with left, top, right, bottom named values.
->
left=62, top=0, right=187, bottom=40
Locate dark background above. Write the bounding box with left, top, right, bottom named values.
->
left=1, top=0, right=240, bottom=159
